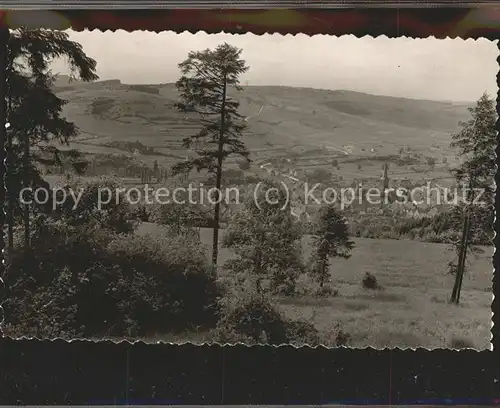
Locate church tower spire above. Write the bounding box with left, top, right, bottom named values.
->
left=380, top=162, right=389, bottom=208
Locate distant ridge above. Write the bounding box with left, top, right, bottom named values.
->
left=53, top=74, right=121, bottom=87
left=49, top=74, right=474, bottom=165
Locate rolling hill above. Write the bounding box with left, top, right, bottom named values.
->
left=52, top=75, right=473, bottom=173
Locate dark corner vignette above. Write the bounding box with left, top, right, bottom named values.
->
left=494, top=36, right=500, bottom=356
left=0, top=24, right=6, bottom=338
left=0, top=6, right=499, bottom=406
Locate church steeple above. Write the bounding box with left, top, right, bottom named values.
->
left=381, top=162, right=389, bottom=190
left=380, top=163, right=389, bottom=208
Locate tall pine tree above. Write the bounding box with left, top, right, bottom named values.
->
left=309, top=205, right=354, bottom=291
left=5, top=29, right=98, bottom=249
left=449, top=93, right=496, bottom=303
left=172, top=43, right=250, bottom=266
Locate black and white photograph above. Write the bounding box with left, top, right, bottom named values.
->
left=3, top=30, right=496, bottom=350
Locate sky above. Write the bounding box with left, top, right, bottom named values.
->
left=52, top=30, right=498, bottom=102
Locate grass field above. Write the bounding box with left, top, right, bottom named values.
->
left=48, top=77, right=491, bottom=349
left=136, top=223, right=493, bottom=349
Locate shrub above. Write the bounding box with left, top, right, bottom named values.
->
left=449, top=337, right=475, bottom=349
left=223, top=182, right=304, bottom=296
left=4, top=221, right=221, bottom=339
left=316, top=285, right=338, bottom=297
left=422, top=231, right=443, bottom=243
left=335, top=328, right=351, bottom=346
left=329, top=323, right=351, bottom=347
left=285, top=319, right=322, bottom=346
left=237, top=160, right=251, bottom=171
left=50, top=176, right=137, bottom=234
left=295, top=274, right=338, bottom=297
left=4, top=222, right=116, bottom=338
left=130, top=204, right=150, bottom=222
left=149, top=201, right=209, bottom=229
left=104, top=233, right=220, bottom=336
left=214, top=291, right=288, bottom=344
left=379, top=230, right=401, bottom=240
left=362, top=272, right=380, bottom=290
left=213, top=290, right=320, bottom=346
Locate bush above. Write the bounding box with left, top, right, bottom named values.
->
left=4, top=221, right=221, bottom=339
left=130, top=204, right=150, bottom=222
left=149, top=201, right=210, bottom=229
left=214, top=291, right=288, bottom=344
left=449, top=337, right=475, bottom=349
left=213, top=290, right=320, bottom=346
left=362, top=272, right=380, bottom=290
left=285, top=319, right=322, bottom=346
left=99, top=233, right=221, bottom=336
left=295, top=274, right=338, bottom=297
left=237, top=160, right=251, bottom=171
left=347, top=209, right=486, bottom=246
left=50, top=176, right=137, bottom=234
left=378, top=230, right=401, bottom=240
left=4, top=222, right=116, bottom=338
left=316, top=285, right=338, bottom=297
left=335, top=328, right=351, bottom=346
left=327, top=323, right=351, bottom=347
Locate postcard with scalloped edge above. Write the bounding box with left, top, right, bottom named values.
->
left=3, top=28, right=495, bottom=350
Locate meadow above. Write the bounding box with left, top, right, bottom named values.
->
left=137, top=223, right=493, bottom=349
left=31, top=77, right=491, bottom=349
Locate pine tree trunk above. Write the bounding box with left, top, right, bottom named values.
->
left=6, top=94, right=13, bottom=251
left=451, top=211, right=468, bottom=303
left=23, top=133, right=30, bottom=248
left=451, top=180, right=474, bottom=304
left=319, top=262, right=325, bottom=289
left=4, top=30, right=13, bottom=251
left=456, top=212, right=471, bottom=303
left=211, top=73, right=227, bottom=266
left=256, top=277, right=262, bottom=294
left=255, top=250, right=263, bottom=293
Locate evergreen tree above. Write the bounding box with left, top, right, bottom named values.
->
left=5, top=29, right=98, bottom=249
left=171, top=43, right=250, bottom=266
left=449, top=93, right=496, bottom=304
left=309, top=205, right=354, bottom=289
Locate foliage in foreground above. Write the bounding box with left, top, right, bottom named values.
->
left=223, top=181, right=305, bottom=295
left=4, top=221, right=221, bottom=339
left=212, top=289, right=321, bottom=346
left=5, top=28, right=98, bottom=248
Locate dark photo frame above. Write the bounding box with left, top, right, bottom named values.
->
left=0, top=3, right=498, bottom=405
